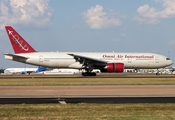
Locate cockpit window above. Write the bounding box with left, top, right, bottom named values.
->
left=166, top=58, right=170, bottom=60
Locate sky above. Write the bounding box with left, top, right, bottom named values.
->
left=0, top=0, right=175, bottom=68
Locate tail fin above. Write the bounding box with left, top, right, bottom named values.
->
left=35, top=66, right=46, bottom=73
left=5, top=26, right=36, bottom=54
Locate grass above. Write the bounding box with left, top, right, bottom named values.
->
left=0, top=78, right=175, bottom=85
left=0, top=103, right=175, bottom=119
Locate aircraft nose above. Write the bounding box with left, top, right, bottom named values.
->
left=170, top=60, right=173, bottom=65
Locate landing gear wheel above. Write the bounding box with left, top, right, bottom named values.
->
left=92, top=72, right=96, bottom=76
left=88, top=72, right=96, bottom=76
left=156, top=72, right=159, bottom=76
left=82, top=72, right=96, bottom=76
left=82, top=72, right=85, bottom=76
left=82, top=72, right=89, bottom=76
left=85, top=72, right=89, bottom=76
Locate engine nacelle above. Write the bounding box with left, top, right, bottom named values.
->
left=104, top=63, right=124, bottom=72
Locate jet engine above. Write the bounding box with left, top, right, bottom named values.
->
left=100, top=63, right=124, bottom=72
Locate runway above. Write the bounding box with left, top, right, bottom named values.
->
left=0, top=85, right=175, bottom=104
left=0, top=85, right=175, bottom=97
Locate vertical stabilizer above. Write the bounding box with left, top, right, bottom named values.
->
left=5, top=26, right=36, bottom=54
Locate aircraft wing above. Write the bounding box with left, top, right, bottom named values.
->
left=4, top=54, right=28, bottom=59
left=68, top=54, right=107, bottom=65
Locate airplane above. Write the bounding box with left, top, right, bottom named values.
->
left=4, top=26, right=173, bottom=76
left=4, top=66, right=48, bottom=75
left=5, top=67, right=38, bottom=74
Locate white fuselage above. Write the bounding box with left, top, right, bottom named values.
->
left=5, top=52, right=173, bottom=69
left=5, top=68, right=37, bottom=73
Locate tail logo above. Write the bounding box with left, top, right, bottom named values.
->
left=8, top=30, right=29, bottom=51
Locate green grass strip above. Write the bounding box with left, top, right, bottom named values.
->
left=0, top=103, right=175, bottom=119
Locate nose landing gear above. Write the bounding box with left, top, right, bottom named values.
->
left=156, top=69, right=160, bottom=76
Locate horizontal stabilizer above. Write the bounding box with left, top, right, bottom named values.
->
left=4, top=53, right=28, bottom=59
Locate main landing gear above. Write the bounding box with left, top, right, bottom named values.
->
left=156, top=69, right=160, bottom=76
left=82, top=72, right=96, bottom=76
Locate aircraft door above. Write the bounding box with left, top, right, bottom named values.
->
left=128, top=58, right=132, bottom=63
left=155, top=56, right=159, bottom=63
left=39, top=56, right=43, bottom=62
